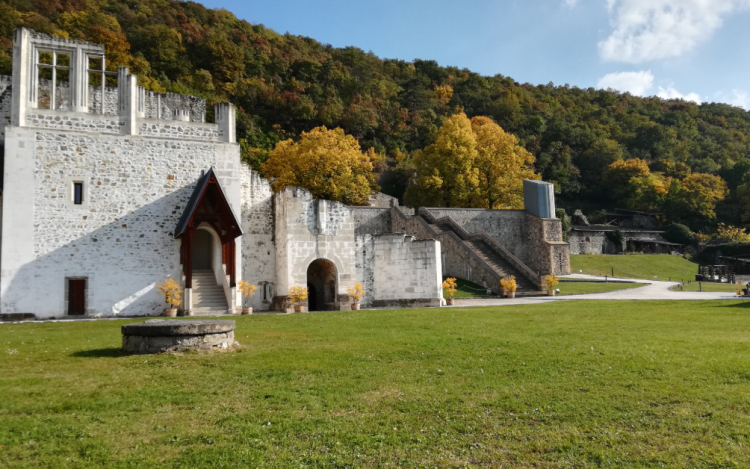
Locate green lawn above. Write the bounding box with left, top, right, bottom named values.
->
left=670, top=282, right=741, bottom=293
left=571, top=254, right=699, bottom=282
left=2, top=302, right=750, bottom=467
left=444, top=277, right=493, bottom=298
left=557, top=281, right=646, bottom=295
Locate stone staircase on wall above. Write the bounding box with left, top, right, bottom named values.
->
left=392, top=207, right=543, bottom=296
left=191, top=270, right=229, bottom=315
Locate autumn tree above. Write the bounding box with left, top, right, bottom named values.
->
left=260, top=126, right=380, bottom=205
left=470, top=116, right=538, bottom=209
left=603, top=158, right=651, bottom=200
left=667, top=173, right=728, bottom=223
left=405, top=113, right=479, bottom=207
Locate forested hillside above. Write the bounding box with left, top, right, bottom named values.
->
left=3, top=0, right=750, bottom=231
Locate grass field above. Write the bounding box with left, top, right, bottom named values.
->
left=670, top=282, right=740, bottom=293
left=3, top=303, right=750, bottom=467
left=571, top=254, right=699, bottom=282
left=444, top=278, right=493, bottom=298
left=557, top=281, right=646, bottom=295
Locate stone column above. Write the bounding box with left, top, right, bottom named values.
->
left=69, top=44, right=88, bottom=113
left=215, top=102, right=236, bottom=143
left=10, top=28, right=31, bottom=127
left=118, top=67, right=138, bottom=136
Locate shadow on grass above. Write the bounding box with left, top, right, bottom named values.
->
left=70, top=347, right=125, bottom=358
left=719, top=300, right=750, bottom=309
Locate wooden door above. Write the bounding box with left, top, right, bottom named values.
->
left=68, top=279, right=86, bottom=315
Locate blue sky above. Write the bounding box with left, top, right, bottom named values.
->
left=197, top=0, right=750, bottom=108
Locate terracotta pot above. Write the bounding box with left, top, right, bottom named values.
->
left=547, top=290, right=555, bottom=296
left=506, top=291, right=516, bottom=299
left=242, top=307, right=253, bottom=315
left=165, top=308, right=177, bottom=317
left=294, top=305, right=307, bottom=313
left=446, top=298, right=454, bottom=306
left=351, top=303, right=360, bottom=310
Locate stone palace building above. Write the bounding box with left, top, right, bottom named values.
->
left=0, top=29, right=569, bottom=319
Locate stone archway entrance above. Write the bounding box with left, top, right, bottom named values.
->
left=306, top=259, right=338, bottom=311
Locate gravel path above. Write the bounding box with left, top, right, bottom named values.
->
left=454, top=274, right=741, bottom=308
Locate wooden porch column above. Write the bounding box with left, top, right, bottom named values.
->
left=185, top=229, right=194, bottom=288
left=229, top=239, right=236, bottom=287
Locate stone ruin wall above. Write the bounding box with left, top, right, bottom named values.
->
left=0, top=76, right=12, bottom=142
left=372, top=233, right=442, bottom=307
left=424, top=207, right=570, bottom=277
left=1, top=125, right=240, bottom=318
left=351, top=207, right=392, bottom=307
left=239, top=165, right=276, bottom=311
left=424, top=208, right=529, bottom=265
left=273, top=188, right=358, bottom=308
left=33, top=78, right=206, bottom=122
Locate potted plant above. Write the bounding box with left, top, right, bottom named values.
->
left=347, top=283, right=366, bottom=310
left=288, top=285, right=309, bottom=313
left=238, top=280, right=258, bottom=314
left=545, top=274, right=559, bottom=296
left=442, top=277, right=458, bottom=305
left=500, top=276, right=517, bottom=298
left=157, top=278, right=182, bottom=317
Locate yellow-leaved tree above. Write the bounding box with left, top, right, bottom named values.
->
left=261, top=126, right=380, bottom=206
left=405, top=113, right=479, bottom=207
left=470, top=116, right=538, bottom=208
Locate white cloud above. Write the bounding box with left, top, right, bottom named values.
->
left=656, top=85, right=702, bottom=104
left=714, top=89, right=750, bottom=109
left=563, top=0, right=579, bottom=7
left=597, top=70, right=654, bottom=95
left=597, top=70, right=702, bottom=103
left=599, top=0, right=750, bottom=63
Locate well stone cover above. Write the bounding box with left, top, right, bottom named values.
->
left=122, top=319, right=236, bottom=354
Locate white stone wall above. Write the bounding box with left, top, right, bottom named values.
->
left=239, top=165, right=276, bottom=311
left=372, top=234, right=442, bottom=304
left=26, top=110, right=121, bottom=134
left=0, top=126, right=241, bottom=318
left=139, top=121, right=219, bottom=141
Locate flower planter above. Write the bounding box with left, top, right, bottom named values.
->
left=294, top=305, right=307, bottom=313
left=547, top=290, right=555, bottom=296
left=165, top=308, right=177, bottom=317
left=242, top=307, right=253, bottom=315
left=506, top=291, right=516, bottom=299
left=351, top=303, right=360, bottom=311
left=446, top=298, right=454, bottom=306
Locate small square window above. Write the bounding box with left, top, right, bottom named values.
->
left=74, top=182, right=83, bottom=205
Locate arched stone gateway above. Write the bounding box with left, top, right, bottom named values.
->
left=306, top=259, right=338, bottom=311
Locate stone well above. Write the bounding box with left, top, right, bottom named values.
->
left=122, top=319, right=236, bottom=354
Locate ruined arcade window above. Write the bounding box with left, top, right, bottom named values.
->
left=87, top=55, right=117, bottom=115
left=73, top=182, right=83, bottom=205
left=36, top=51, right=70, bottom=110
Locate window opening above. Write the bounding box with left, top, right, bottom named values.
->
left=87, top=55, right=117, bottom=114
left=36, top=51, right=70, bottom=110
left=73, top=182, right=83, bottom=205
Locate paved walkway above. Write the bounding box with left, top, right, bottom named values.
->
left=454, top=274, right=740, bottom=307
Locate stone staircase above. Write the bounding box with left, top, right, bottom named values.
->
left=462, top=240, right=538, bottom=293
left=191, top=270, right=229, bottom=315
left=394, top=208, right=544, bottom=296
